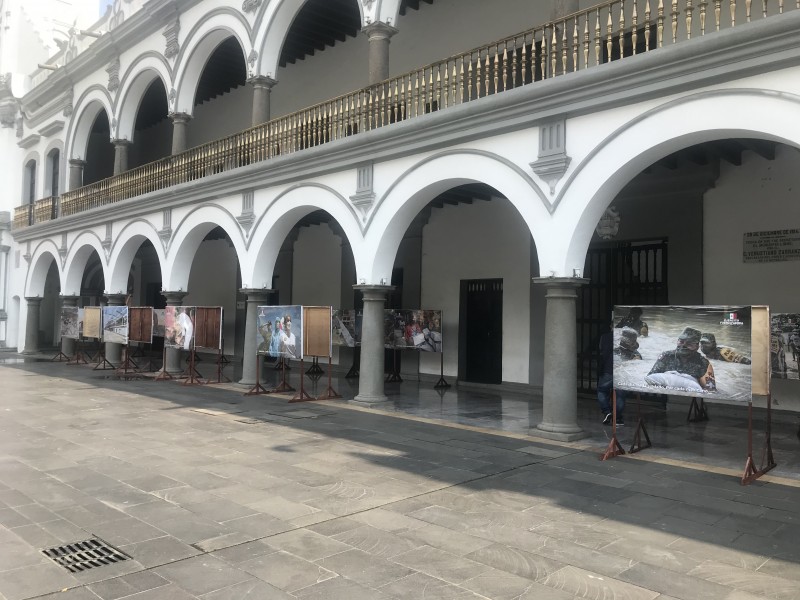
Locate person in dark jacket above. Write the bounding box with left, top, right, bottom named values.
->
left=597, top=324, right=640, bottom=425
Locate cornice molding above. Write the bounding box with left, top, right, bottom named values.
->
left=11, top=12, right=800, bottom=242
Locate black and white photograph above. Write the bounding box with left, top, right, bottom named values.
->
left=59, top=307, right=80, bottom=340
left=613, top=305, right=753, bottom=402
left=332, top=309, right=361, bottom=347
left=771, top=312, right=800, bottom=380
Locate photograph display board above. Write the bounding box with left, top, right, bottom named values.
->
left=771, top=312, right=800, bottom=381
left=60, top=307, right=81, bottom=340
left=102, top=306, right=129, bottom=344
left=613, top=305, right=753, bottom=402
left=164, top=306, right=196, bottom=350
left=303, top=306, right=332, bottom=358
left=384, top=309, right=443, bottom=352
left=256, top=305, right=302, bottom=359
left=128, top=307, right=154, bottom=344
left=332, top=309, right=361, bottom=347
left=83, top=307, right=102, bottom=339
left=194, top=307, right=224, bottom=351
left=153, top=309, right=165, bottom=338
left=751, top=306, right=770, bottom=396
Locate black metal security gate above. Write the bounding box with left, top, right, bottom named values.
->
left=577, top=240, right=669, bottom=393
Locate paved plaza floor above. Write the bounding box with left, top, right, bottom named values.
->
left=1, top=355, right=799, bottom=599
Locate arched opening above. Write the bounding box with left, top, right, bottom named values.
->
left=40, top=260, right=61, bottom=349
left=45, top=149, right=60, bottom=197
left=79, top=251, right=106, bottom=307
left=130, top=79, right=171, bottom=168
left=185, top=37, right=248, bottom=147
left=84, top=111, right=114, bottom=185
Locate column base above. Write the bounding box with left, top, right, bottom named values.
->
left=351, top=394, right=389, bottom=406
left=533, top=422, right=588, bottom=442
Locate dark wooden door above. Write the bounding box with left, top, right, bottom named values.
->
left=459, top=279, right=503, bottom=384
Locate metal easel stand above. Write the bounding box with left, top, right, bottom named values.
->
left=154, top=346, right=174, bottom=381
left=741, top=394, right=777, bottom=485
left=433, top=351, right=450, bottom=389
left=52, top=338, right=70, bottom=362
left=385, top=348, right=403, bottom=382
left=116, top=345, right=141, bottom=380
left=290, top=356, right=314, bottom=402
left=182, top=349, right=204, bottom=385
left=687, top=397, right=709, bottom=422
left=601, top=390, right=625, bottom=461
left=272, top=356, right=295, bottom=392
left=67, top=337, right=89, bottom=365
left=245, top=354, right=271, bottom=396
left=345, top=346, right=360, bottom=378
left=306, top=356, right=324, bottom=375
left=316, top=355, right=342, bottom=401
left=93, top=342, right=116, bottom=370
left=628, top=392, right=652, bottom=454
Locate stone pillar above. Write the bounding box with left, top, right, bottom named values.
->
left=104, top=293, right=127, bottom=365
left=162, top=291, right=186, bottom=374
left=60, top=295, right=79, bottom=357
left=363, top=22, right=398, bottom=84
left=23, top=297, right=42, bottom=354
left=239, top=288, right=273, bottom=386
left=170, top=113, right=192, bottom=155
left=112, top=140, right=131, bottom=175
left=68, top=159, right=86, bottom=191
left=352, top=285, right=392, bottom=405
left=532, top=277, right=589, bottom=441
left=248, top=76, right=277, bottom=127
left=0, top=243, right=8, bottom=347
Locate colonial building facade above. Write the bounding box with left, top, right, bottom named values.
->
left=2, top=0, right=799, bottom=439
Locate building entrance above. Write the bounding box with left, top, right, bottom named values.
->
left=459, top=278, right=503, bottom=384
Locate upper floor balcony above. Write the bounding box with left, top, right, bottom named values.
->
left=11, top=0, right=800, bottom=234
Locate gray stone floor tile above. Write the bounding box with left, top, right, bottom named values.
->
left=210, top=540, right=275, bottom=565
left=391, top=544, right=492, bottom=585
left=13, top=504, right=59, bottom=525
left=198, top=578, right=293, bottom=599
left=292, top=575, right=392, bottom=600
left=88, top=518, right=167, bottom=547
left=332, top=524, right=424, bottom=559
left=399, top=522, right=494, bottom=557
left=461, top=567, right=553, bottom=600
left=26, top=588, right=100, bottom=599
left=756, top=557, right=800, bottom=583
left=315, top=548, right=415, bottom=588
left=688, top=560, right=800, bottom=600
left=262, top=528, right=351, bottom=561
left=120, top=535, right=200, bottom=569
left=617, top=562, right=732, bottom=600
left=541, top=564, right=659, bottom=600
left=238, top=550, right=338, bottom=592
left=0, top=508, right=32, bottom=529
left=153, top=555, right=252, bottom=596
left=378, top=572, right=488, bottom=599
left=305, top=517, right=362, bottom=537
left=0, top=561, right=80, bottom=600
left=219, top=513, right=293, bottom=538
left=464, top=543, right=565, bottom=581
left=113, top=583, right=198, bottom=599
left=87, top=570, right=169, bottom=600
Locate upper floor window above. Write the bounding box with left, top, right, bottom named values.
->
left=46, top=149, right=60, bottom=197
left=23, top=159, right=37, bottom=205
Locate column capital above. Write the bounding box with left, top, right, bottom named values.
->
left=0, top=244, right=10, bottom=254
left=362, top=21, right=398, bottom=41
left=239, top=288, right=274, bottom=303
left=247, top=75, right=277, bottom=89
left=353, top=284, right=394, bottom=300
left=104, top=293, right=127, bottom=306
left=60, top=295, right=80, bottom=307
left=112, top=138, right=132, bottom=148
left=162, top=290, right=187, bottom=305
left=532, top=276, right=589, bottom=290
left=169, top=112, right=192, bottom=124
left=68, top=158, right=87, bottom=167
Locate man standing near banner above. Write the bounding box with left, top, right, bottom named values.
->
left=646, top=327, right=716, bottom=392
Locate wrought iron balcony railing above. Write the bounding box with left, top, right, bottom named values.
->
left=14, top=197, right=57, bottom=228
left=14, top=0, right=798, bottom=230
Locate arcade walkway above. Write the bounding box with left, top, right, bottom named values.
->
left=1, top=356, right=799, bottom=599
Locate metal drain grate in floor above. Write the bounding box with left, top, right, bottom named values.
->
left=41, top=538, right=130, bottom=573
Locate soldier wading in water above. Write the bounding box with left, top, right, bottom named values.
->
left=645, top=327, right=716, bottom=393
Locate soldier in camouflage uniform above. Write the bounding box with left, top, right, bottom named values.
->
left=699, top=332, right=751, bottom=364
left=615, top=328, right=643, bottom=360
left=647, top=327, right=716, bottom=392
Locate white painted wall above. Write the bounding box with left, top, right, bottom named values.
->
left=420, top=198, right=532, bottom=384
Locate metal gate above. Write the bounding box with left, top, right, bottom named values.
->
left=577, top=240, right=669, bottom=393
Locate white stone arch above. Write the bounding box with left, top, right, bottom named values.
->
left=244, top=183, right=363, bottom=289
left=67, top=86, right=114, bottom=160
left=172, top=11, right=252, bottom=115
left=63, top=232, right=109, bottom=296
left=374, top=0, right=403, bottom=26
left=25, top=242, right=62, bottom=297
left=253, top=0, right=366, bottom=78
left=108, top=219, right=167, bottom=294
left=165, top=206, right=246, bottom=292
left=365, top=150, right=550, bottom=283
left=116, top=54, right=173, bottom=143
left=559, top=89, right=800, bottom=277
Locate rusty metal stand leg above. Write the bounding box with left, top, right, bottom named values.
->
left=245, top=353, right=270, bottom=396
left=742, top=394, right=777, bottom=485
left=687, top=397, right=709, bottom=422
left=601, top=390, right=625, bottom=461
left=385, top=349, right=403, bottom=382
left=345, top=346, right=360, bottom=378
left=317, top=355, right=342, bottom=400
left=290, top=357, right=314, bottom=402
left=272, top=357, right=295, bottom=392
left=52, top=338, right=69, bottom=362
left=629, top=393, right=652, bottom=454
left=154, top=346, right=174, bottom=381
left=182, top=348, right=204, bottom=385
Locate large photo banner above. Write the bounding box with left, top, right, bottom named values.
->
left=303, top=306, right=332, bottom=358
left=102, top=306, right=129, bottom=344
left=153, top=309, right=165, bottom=338
left=83, top=307, right=102, bottom=339
left=60, top=307, right=81, bottom=340
left=771, top=313, right=800, bottom=380
left=612, top=305, right=753, bottom=402
left=128, top=307, right=154, bottom=344
left=194, top=307, right=224, bottom=351
left=384, top=309, right=443, bottom=352
left=164, top=306, right=196, bottom=350
left=332, top=309, right=361, bottom=347
left=256, top=305, right=302, bottom=359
